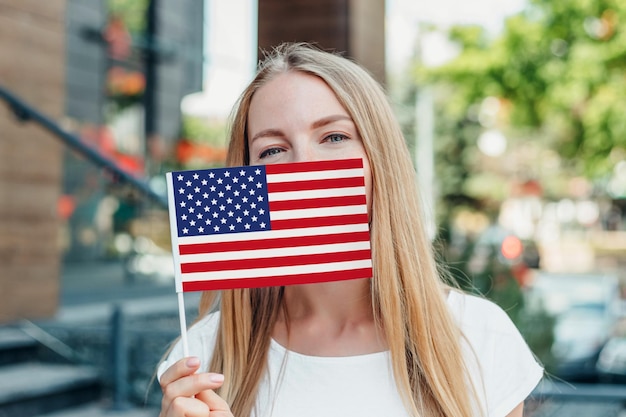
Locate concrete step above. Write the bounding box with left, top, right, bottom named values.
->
left=0, top=362, right=101, bottom=417
left=34, top=402, right=159, bottom=417
left=0, top=327, right=38, bottom=366
left=528, top=399, right=625, bottom=417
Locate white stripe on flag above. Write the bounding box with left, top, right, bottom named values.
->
left=180, top=241, right=371, bottom=263
left=266, top=168, right=365, bottom=183
left=269, top=204, right=367, bottom=220
left=177, top=223, right=369, bottom=245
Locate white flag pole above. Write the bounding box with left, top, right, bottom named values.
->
left=177, top=292, right=190, bottom=357
left=166, top=172, right=190, bottom=357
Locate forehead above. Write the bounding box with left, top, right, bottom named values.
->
left=254, top=70, right=336, bottom=100
left=248, top=72, right=349, bottom=127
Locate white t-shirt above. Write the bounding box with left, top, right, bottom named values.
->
left=158, top=291, right=544, bottom=417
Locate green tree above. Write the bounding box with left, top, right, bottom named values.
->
left=407, top=0, right=626, bottom=365
left=423, top=0, right=626, bottom=178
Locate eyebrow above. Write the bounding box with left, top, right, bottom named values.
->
left=250, top=114, right=354, bottom=143
left=250, top=129, right=283, bottom=143
left=311, top=114, right=353, bottom=129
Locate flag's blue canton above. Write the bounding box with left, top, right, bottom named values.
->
left=172, top=166, right=271, bottom=237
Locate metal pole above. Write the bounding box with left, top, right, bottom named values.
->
left=144, top=0, right=158, bottom=174
left=415, top=86, right=436, bottom=240
left=0, top=86, right=168, bottom=209
left=111, top=304, right=130, bottom=410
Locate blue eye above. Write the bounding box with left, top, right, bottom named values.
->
left=325, top=133, right=348, bottom=143
left=259, top=147, right=283, bottom=159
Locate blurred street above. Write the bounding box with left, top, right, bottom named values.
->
left=2, top=0, right=626, bottom=416
left=60, top=260, right=175, bottom=308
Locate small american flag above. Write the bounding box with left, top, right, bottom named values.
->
left=166, top=158, right=373, bottom=292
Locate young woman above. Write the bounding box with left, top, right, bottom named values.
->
left=158, top=42, right=543, bottom=417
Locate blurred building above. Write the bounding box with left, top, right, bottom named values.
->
left=0, top=0, right=204, bottom=322
left=0, top=0, right=385, bottom=323
left=257, top=0, right=385, bottom=84
left=61, top=0, right=203, bottom=262
left=0, top=2, right=66, bottom=322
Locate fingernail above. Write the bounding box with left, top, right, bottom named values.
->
left=186, top=357, right=200, bottom=368
left=209, top=373, right=224, bottom=383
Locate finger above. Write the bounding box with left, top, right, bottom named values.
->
left=161, top=372, right=226, bottom=411
left=160, top=357, right=202, bottom=388
left=161, top=395, right=209, bottom=417
left=196, top=387, right=231, bottom=414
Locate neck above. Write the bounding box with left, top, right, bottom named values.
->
left=283, top=278, right=373, bottom=322
left=273, top=278, right=385, bottom=356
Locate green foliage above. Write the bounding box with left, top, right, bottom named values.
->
left=180, top=116, right=228, bottom=147
left=516, top=307, right=556, bottom=370
left=422, top=0, right=626, bottom=178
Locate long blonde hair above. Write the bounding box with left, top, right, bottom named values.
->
left=199, top=42, right=476, bottom=417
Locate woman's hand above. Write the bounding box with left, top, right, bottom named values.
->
left=159, top=357, right=233, bottom=417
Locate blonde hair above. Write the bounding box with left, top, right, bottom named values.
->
left=198, top=42, right=477, bottom=417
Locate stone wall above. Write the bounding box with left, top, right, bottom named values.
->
left=0, top=0, right=66, bottom=322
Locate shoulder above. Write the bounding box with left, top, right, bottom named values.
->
left=157, top=311, right=220, bottom=380
left=447, top=290, right=544, bottom=417
left=447, top=289, right=534, bottom=362
left=447, top=290, right=518, bottom=336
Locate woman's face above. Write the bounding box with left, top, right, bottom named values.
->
left=247, top=71, right=372, bottom=209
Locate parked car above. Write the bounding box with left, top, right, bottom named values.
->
left=597, top=312, right=626, bottom=383
left=596, top=335, right=626, bottom=383
left=551, top=303, right=613, bottom=381
left=524, top=272, right=621, bottom=382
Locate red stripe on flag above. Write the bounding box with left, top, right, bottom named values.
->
left=270, top=213, right=369, bottom=230
left=181, top=267, right=373, bottom=291
left=269, top=195, right=366, bottom=211
left=181, top=249, right=372, bottom=274
left=179, top=231, right=371, bottom=255
left=267, top=176, right=364, bottom=193
left=265, top=158, right=363, bottom=174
